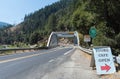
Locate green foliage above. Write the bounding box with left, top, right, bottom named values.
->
left=90, top=0, right=120, bottom=34
left=12, top=42, right=28, bottom=48
left=30, top=32, right=43, bottom=44
left=115, top=33, right=120, bottom=48
left=45, top=14, right=57, bottom=32
left=0, top=0, right=120, bottom=55
left=93, top=22, right=116, bottom=47
left=93, top=33, right=116, bottom=47
left=72, top=2, right=96, bottom=34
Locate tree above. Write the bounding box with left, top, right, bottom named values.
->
left=45, top=14, right=57, bottom=32
left=72, top=1, right=96, bottom=34
left=29, top=32, right=43, bottom=44
left=90, top=0, right=120, bottom=34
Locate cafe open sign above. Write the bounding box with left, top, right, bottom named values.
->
left=93, top=47, right=116, bottom=74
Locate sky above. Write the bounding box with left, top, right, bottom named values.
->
left=0, top=0, right=59, bottom=24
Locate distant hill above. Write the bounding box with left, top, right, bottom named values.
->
left=0, top=22, right=10, bottom=28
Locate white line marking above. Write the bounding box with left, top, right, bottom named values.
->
left=48, top=59, right=55, bottom=63
left=48, top=47, right=67, bottom=53
left=0, top=48, right=62, bottom=64
left=64, top=48, right=75, bottom=55
left=0, top=47, right=74, bottom=64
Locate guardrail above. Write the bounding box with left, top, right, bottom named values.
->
left=79, top=46, right=92, bottom=55
left=0, top=47, right=49, bottom=52
left=78, top=46, right=120, bottom=65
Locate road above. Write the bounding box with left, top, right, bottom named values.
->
left=0, top=47, right=74, bottom=79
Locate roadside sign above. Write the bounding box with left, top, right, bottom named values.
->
left=93, top=46, right=116, bottom=74
left=89, top=27, right=97, bottom=38
left=84, top=35, right=91, bottom=42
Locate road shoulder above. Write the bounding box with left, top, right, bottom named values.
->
left=41, top=49, right=99, bottom=79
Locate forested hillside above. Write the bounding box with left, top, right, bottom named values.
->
left=0, top=0, right=120, bottom=55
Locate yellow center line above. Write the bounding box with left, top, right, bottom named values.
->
left=0, top=53, right=40, bottom=64
left=0, top=47, right=72, bottom=64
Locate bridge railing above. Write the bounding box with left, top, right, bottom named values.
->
left=0, top=47, right=48, bottom=51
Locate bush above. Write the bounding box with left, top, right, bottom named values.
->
left=93, top=31, right=116, bottom=47
left=115, top=33, right=120, bottom=47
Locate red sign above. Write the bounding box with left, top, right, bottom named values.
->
left=101, top=64, right=111, bottom=72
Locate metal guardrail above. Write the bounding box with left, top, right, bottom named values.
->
left=0, top=47, right=49, bottom=51
left=79, top=46, right=120, bottom=64
left=79, top=46, right=92, bottom=55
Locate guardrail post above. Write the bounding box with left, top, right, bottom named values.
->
left=15, top=50, right=16, bottom=53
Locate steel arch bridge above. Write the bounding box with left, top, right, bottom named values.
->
left=47, top=31, right=79, bottom=47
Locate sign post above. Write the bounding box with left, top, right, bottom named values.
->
left=89, top=27, right=97, bottom=69
left=92, top=46, right=116, bottom=74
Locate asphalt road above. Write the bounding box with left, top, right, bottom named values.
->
left=0, top=47, right=74, bottom=79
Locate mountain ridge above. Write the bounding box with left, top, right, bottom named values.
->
left=0, top=22, right=10, bottom=27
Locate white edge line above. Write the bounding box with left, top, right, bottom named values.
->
left=48, top=59, right=55, bottom=63
left=64, top=48, right=75, bottom=55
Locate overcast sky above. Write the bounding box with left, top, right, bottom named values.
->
left=0, top=0, right=59, bottom=24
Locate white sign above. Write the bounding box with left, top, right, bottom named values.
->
left=116, top=57, right=120, bottom=64
left=93, top=46, right=116, bottom=74
left=84, top=35, right=91, bottom=42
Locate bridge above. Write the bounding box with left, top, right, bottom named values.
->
left=47, top=31, right=80, bottom=47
